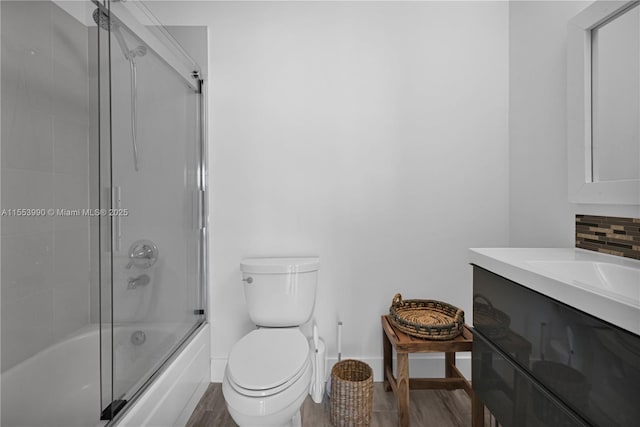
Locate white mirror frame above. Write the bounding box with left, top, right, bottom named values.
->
left=568, top=0, right=640, bottom=205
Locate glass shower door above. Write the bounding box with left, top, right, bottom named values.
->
left=96, top=0, right=205, bottom=420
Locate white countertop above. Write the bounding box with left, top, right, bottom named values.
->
left=469, top=248, right=640, bottom=336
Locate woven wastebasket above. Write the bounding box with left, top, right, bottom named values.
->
left=330, top=359, right=373, bottom=427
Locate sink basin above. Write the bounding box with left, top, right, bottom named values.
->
left=527, top=260, right=640, bottom=304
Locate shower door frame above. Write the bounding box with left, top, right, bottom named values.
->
left=97, top=0, right=200, bottom=91
left=95, top=0, right=208, bottom=422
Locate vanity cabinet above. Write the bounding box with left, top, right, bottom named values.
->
left=472, top=266, right=640, bottom=427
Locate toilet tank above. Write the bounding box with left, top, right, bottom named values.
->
left=240, top=257, right=319, bottom=327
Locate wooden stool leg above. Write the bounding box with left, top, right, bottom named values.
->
left=397, top=352, right=410, bottom=427
left=471, top=391, right=484, bottom=427
left=445, top=351, right=455, bottom=378
left=383, top=327, right=392, bottom=392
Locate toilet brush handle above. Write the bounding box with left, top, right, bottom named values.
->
left=337, top=321, right=343, bottom=362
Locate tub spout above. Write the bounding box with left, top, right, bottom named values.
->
left=127, top=274, right=150, bottom=289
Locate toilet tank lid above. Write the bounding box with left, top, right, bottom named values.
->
left=240, top=257, right=319, bottom=274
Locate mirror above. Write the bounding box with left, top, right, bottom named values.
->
left=591, top=3, right=640, bottom=183
left=568, top=0, right=640, bottom=204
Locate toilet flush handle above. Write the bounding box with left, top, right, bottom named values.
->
left=242, top=276, right=253, bottom=284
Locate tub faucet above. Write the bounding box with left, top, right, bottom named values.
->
left=127, top=274, right=150, bottom=289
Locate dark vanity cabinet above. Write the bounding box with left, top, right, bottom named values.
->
left=472, top=266, right=640, bottom=427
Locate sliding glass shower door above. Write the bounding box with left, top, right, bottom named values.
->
left=0, top=1, right=205, bottom=424
left=96, top=0, right=205, bottom=420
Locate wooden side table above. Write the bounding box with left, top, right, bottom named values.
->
left=381, top=315, right=484, bottom=427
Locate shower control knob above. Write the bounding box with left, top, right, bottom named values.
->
left=126, top=239, right=158, bottom=269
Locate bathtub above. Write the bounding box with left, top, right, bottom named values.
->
left=1, top=322, right=209, bottom=427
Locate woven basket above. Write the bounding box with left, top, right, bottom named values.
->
left=330, top=359, right=373, bottom=427
left=389, top=293, right=464, bottom=340
left=472, top=294, right=510, bottom=340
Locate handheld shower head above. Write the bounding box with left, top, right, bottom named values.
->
left=92, top=8, right=130, bottom=60
left=92, top=7, right=112, bottom=31
left=93, top=7, right=147, bottom=172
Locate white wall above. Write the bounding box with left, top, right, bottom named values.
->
left=509, top=0, right=640, bottom=249
left=148, top=1, right=510, bottom=381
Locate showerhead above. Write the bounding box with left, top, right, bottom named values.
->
left=93, top=8, right=147, bottom=60
left=92, top=8, right=131, bottom=60
left=92, top=7, right=115, bottom=31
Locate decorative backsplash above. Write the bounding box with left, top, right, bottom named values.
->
left=576, top=215, right=640, bottom=260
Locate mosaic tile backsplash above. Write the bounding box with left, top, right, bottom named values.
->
left=576, top=215, right=640, bottom=260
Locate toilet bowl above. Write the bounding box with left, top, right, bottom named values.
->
left=222, top=257, right=320, bottom=427
left=222, top=328, right=312, bottom=427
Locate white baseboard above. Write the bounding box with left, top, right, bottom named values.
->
left=211, top=356, right=228, bottom=382
left=211, top=353, right=471, bottom=383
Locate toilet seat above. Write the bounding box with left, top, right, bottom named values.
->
left=222, top=359, right=312, bottom=425
left=227, top=328, right=310, bottom=397
left=227, top=358, right=310, bottom=398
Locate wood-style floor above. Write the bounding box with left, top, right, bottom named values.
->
left=186, top=382, right=493, bottom=426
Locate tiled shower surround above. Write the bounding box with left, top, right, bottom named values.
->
left=576, top=215, right=640, bottom=260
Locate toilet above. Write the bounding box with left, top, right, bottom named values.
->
left=222, top=257, right=320, bottom=427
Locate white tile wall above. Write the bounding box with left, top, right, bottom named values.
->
left=1, top=103, right=54, bottom=172
left=1, top=0, right=91, bottom=371
left=0, top=232, right=53, bottom=302
left=1, top=169, right=54, bottom=235
left=53, top=115, right=89, bottom=176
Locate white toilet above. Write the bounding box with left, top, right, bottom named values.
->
left=222, top=257, right=320, bottom=427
